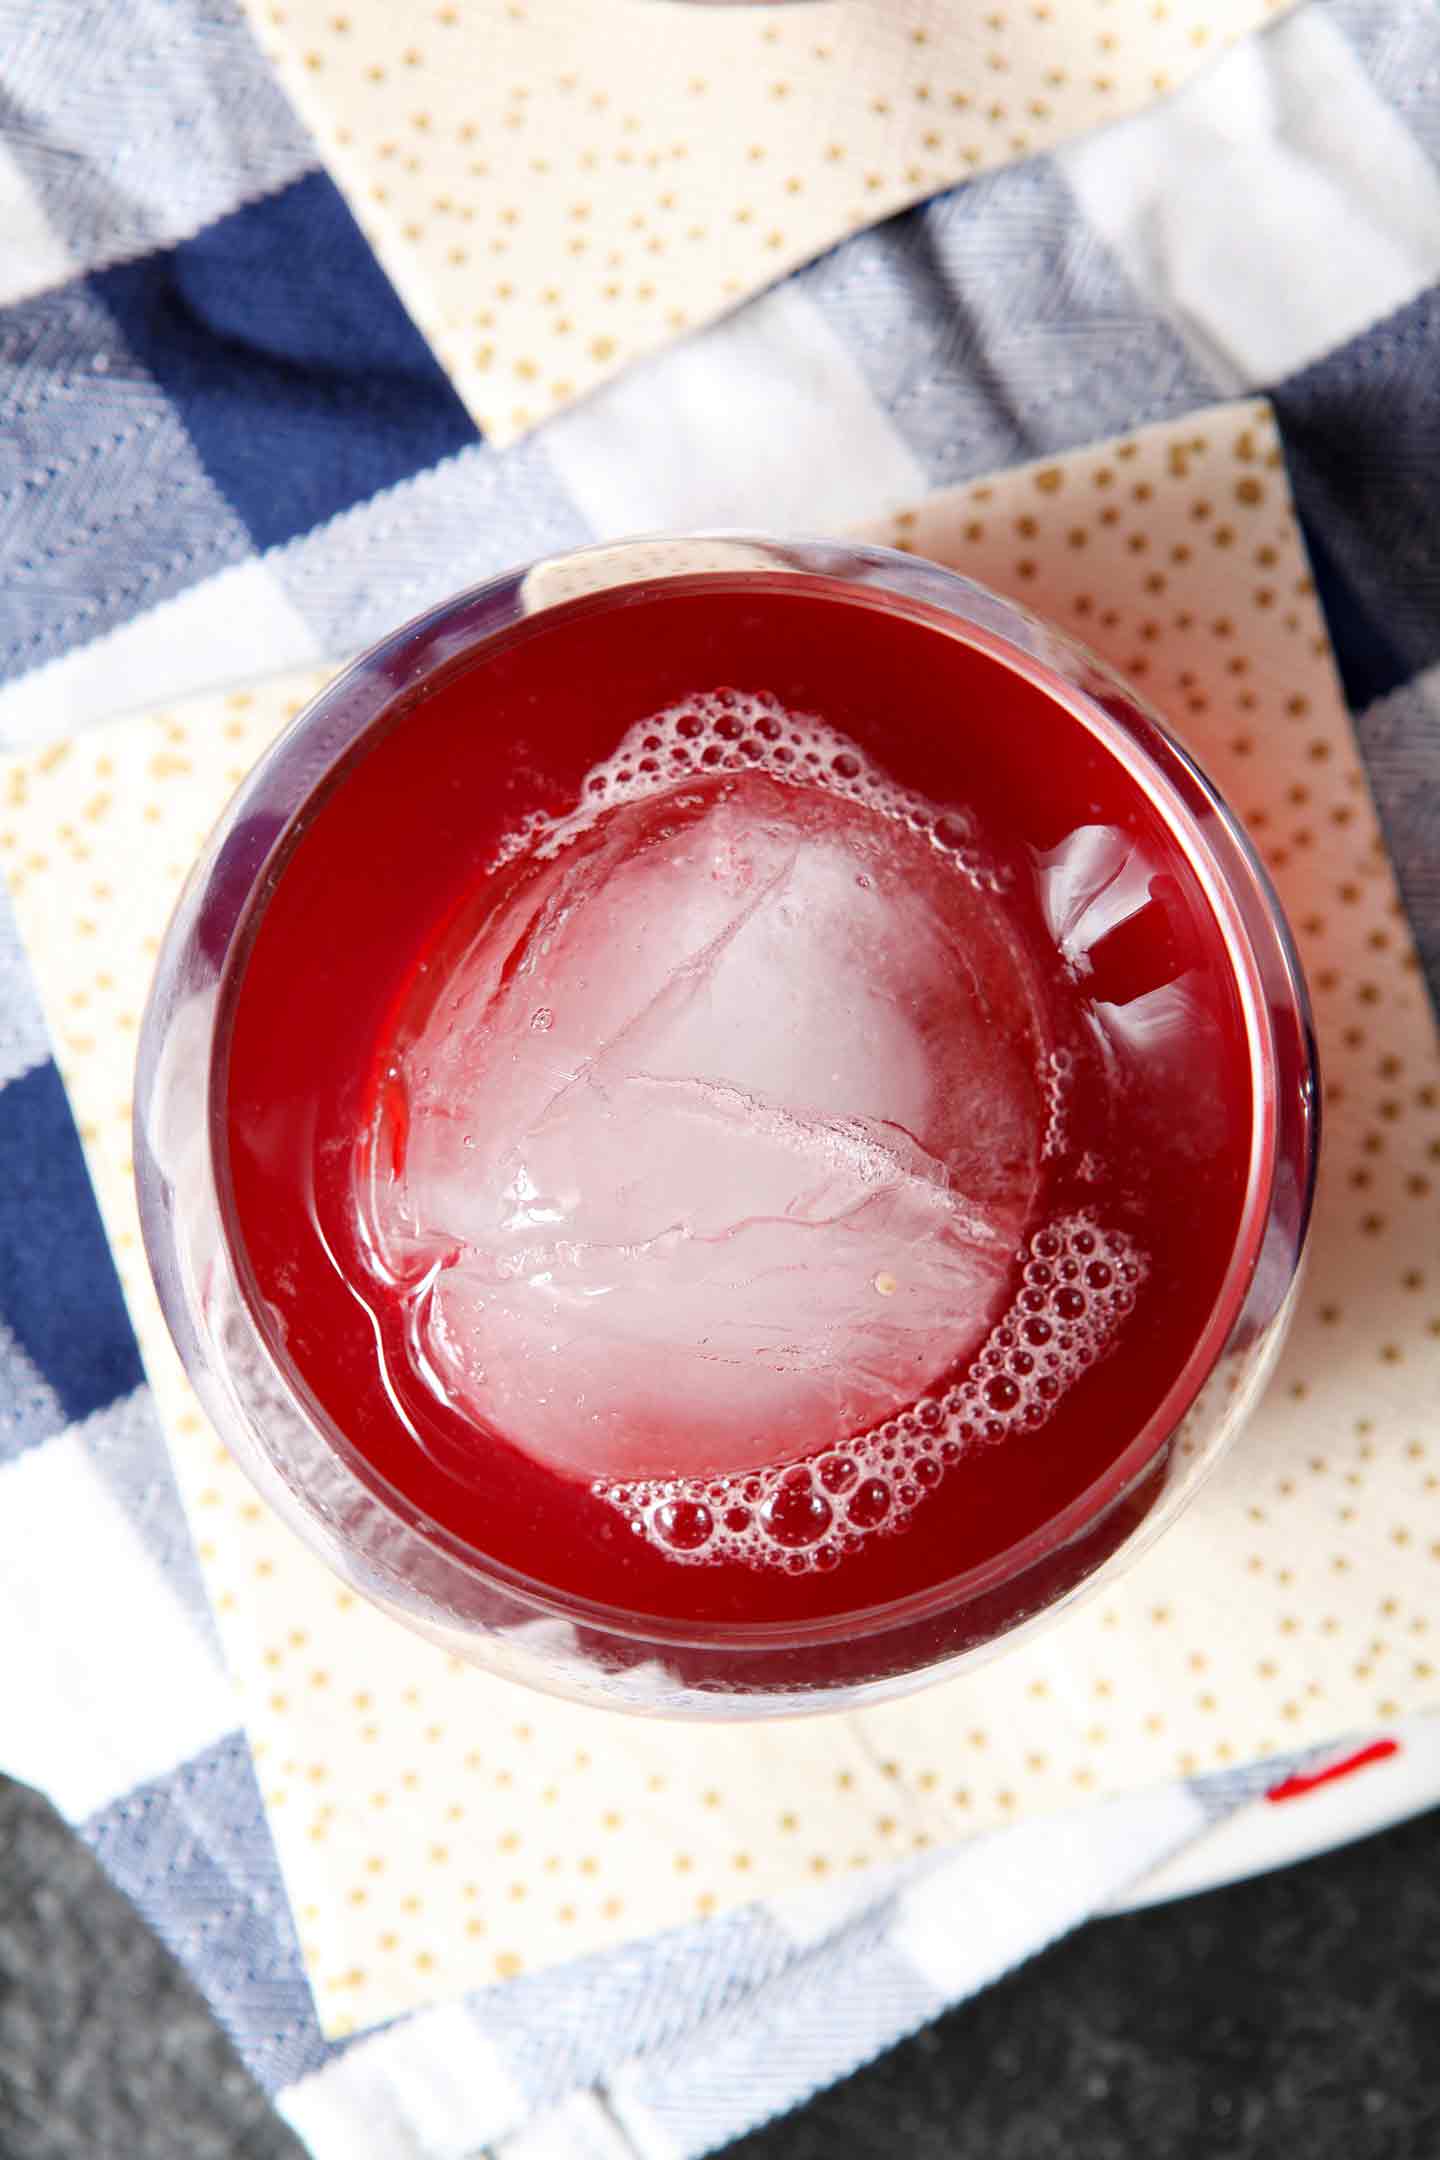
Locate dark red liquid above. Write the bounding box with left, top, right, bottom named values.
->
left=219, top=577, right=1257, bottom=1636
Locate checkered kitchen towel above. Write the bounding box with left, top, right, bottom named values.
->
left=2, top=1, right=1439, bottom=2153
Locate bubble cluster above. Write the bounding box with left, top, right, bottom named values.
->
left=1041, top=1046, right=1074, bottom=1162
left=594, top=1214, right=1148, bottom=1573
left=496, top=688, right=1005, bottom=893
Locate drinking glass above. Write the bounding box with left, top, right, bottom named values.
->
left=135, top=535, right=1318, bottom=1717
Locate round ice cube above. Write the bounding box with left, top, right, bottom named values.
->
left=362, top=772, right=1051, bottom=1482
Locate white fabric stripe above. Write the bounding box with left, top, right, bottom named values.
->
left=0, top=138, right=72, bottom=309
left=0, top=556, right=325, bottom=750
left=490, top=2092, right=645, bottom=2160
left=1060, top=6, right=1440, bottom=387
left=886, top=1783, right=1206, bottom=1996
left=0, top=1406, right=236, bottom=1820
left=279, top=2002, right=529, bottom=2160
left=541, top=279, right=930, bottom=538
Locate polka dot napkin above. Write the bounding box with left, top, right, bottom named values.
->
left=3, top=398, right=1438, bottom=2039
left=243, top=0, right=1299, bottom=444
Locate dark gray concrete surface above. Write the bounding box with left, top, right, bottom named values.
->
left=3, top=1769, right=1437, bottom=2157
left=0, top=1777, right=303, bottom=2160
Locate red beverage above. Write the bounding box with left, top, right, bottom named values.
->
left=218, top=573, right=1271, bottom=1661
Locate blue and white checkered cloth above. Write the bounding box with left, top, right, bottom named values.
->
left=2, top=1, right=1439, bottom=2153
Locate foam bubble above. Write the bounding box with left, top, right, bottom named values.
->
left=1041, top=1046, right=1073, bottom=1162
left=495, top=688, right=1006, bottom=894
left=594, top=1213, right=1148, bottom=1572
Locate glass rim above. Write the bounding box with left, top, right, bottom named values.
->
left=191, top=533, right=1317, bottom=1653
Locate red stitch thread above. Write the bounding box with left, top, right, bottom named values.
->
left=1267, top=1738, right=1400, bottom=1804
